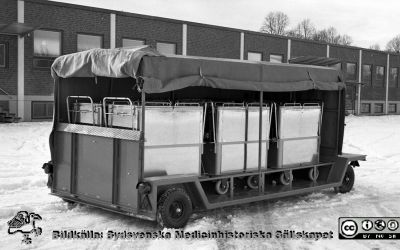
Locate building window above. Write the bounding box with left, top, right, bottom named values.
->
left=362, top=64, right=372, bottom=85
left=77, top=34, right=102, bottom=52
left=122, top=38, right=145, bottom=48
left=270, top=54, right=283, bottom=63
left=346, top=62, right=357, bottom=81
left=156, top=42, right=176, bottom=55
left=389, top=103, right=397, bottom=113
left=361, top=103, right=371, bottom=113
left=375, top=65, right=385, bottom=87
left=389, top=67, right=398, bottom=88
left=32, top=101, right=53, bottom=119
left=34, top=30, right=61, bottom=57
left=374, top=103, right=384, bottom=113
left=247, top=52, right=262, bottom=61
left=0, top=43, right=6, bottom=68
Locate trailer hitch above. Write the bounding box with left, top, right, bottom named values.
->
left=42, top=161, right=53, bottom=174
left=137, top=182, right=151, bottom=194
left=137, top=182, right=152, bottom=210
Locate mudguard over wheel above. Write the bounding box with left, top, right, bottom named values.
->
left=157, top=188, right=192, bottom=228
left=335, top=165, right=355, bottom=193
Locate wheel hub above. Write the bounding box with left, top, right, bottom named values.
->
left=170, top=202, right=184, bottom=218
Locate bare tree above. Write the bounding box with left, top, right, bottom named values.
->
left=259, top=13, right=352, bottom=45
left=313, top=27, right=337, bottom=43
left=337, top=34, right=353, bottom=46
left=369, top=44, right=381, bottom=50
left=386, top=35, right=400, bottom=52
left=260, top=11, right=289, bottom=35
left=312, top=27, right=352, bottom=45
left=291, top=19, right=316, bottom=39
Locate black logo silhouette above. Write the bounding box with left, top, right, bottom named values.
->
left=7, top=211, right=43, bottom=244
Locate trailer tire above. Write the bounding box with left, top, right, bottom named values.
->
left=335, top=165, right=355, bottom=193
left=215, top=180, right=230, bottom=195
left=279, top=172, right=293, bottom=186
left=157, top=188, right=192, bottom=229
left=247, top=175, right=259, bottom=189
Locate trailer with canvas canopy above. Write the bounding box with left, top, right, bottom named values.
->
left=43, top=46, right=366, bottom=228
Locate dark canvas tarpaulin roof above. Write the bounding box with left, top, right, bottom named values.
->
left=51, top=47, right=345, bottom=93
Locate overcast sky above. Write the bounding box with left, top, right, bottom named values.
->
left=53, top=0, right=399, bottom=49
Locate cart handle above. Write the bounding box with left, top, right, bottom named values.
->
left=273, top=102, right=279, bottom=140
left=201, top=102, right=208, bottom=154
left=283, top=103, right=302, bottom=106
left=66, top=96, right=95, bottom=124
left=246, top=102, right=269, bottom=108
left=211, top=102, right=217, bottom=153
left=145, top=101, right=172, bottom=106
left=221, top=102, right=245, bottom=107
left=318, top=102, right=324, bottom=136
left=103, top=97, right=135, bottom=129
left=303, top=103, right=320, bottom=107
left=175, top=102, right=201, bottom=106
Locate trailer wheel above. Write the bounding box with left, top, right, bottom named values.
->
left=279, top=171, right=293, bottom=186
left=335, top=165, right=355, bottom=193
left=215, top=179, right=230, bottom=195
left=247, top=175, right=259, bottom=189
left=157, top=188, right=192, bottom=228
left=308, top=168, right=319, bottom=181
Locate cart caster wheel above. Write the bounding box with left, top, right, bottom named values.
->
left=335, top=165, right=355, bottom=193
left=308, top=168, right=319, bottom=181
left=279, top=172, right=293, bottom=186
left=247, top=175, right=259, bottom=189
left=215, top=179, right=230, bottom=195
left=157, top=188, right=192, bottom=228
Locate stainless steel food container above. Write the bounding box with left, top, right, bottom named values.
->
left=143, top=105, right=204, bottom=176
left=214, top=106, right=246, bottom=174
left=269, top=104, right=321, bottom=168
left=72, top=103, right=102, bottom=126
left=211, top=105, right=271, bottom=175
left=106, top=104, right=138, bottom=129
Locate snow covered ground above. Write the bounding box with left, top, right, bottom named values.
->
left=0, top=115, right=399, bottom=250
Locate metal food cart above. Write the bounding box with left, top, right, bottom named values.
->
left=43, top=47, right=365, bottom=228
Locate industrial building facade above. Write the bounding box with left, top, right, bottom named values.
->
left=0, top=0, right=399, bottom=121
